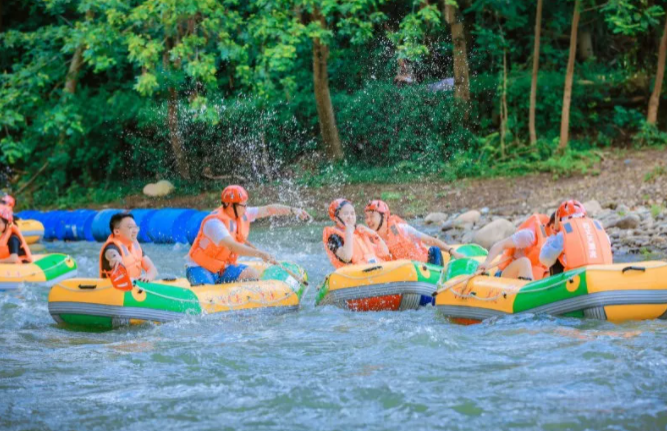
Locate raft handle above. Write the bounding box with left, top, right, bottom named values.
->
left=622, top=266, right=646, bottom=274
left=78, top=284, right=97, bottom=290
left=362, top=266, right=383, bottom=273
left=161, top=277, right=177, bottom=282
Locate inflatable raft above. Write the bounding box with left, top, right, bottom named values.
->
left=315, top=245, right=487, bottom=312
left=435, top=261, right=667, bottom=323
left=16, top=219, right=44, bottom=244
left=48, top=262, right=308, bottom=329
left=0, top=254, right=78, bottom=290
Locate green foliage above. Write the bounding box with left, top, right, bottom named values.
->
left=644, top=164, right=667, bottom=182
left=650, top=204, right=664, bottom=218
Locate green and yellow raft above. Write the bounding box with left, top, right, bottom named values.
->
left=315, top=245, right=487, bottom=312
left=48, top=262, right=308, bottom=329
left=0, top=253, right=77, bottom=291
left=435, top=260, right=667, bottom=323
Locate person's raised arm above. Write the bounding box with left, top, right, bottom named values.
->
left=478, top=237, right=515, bottom=272
left=335, top=223, right=356, bottom=263
left=104, top=248, right=123, bottom=269
left=219, top=237, right=276, bottom=264
left=255, top=204, right=312, bottom=221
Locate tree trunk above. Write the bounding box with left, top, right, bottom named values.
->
left=312, top=9, right=344, bottom=162
left=529, top=0, right=542, bottom=146
left=64, top=45, right=84, bottom=95
left=444, top=3, right=471, bottom=104
left=558, top=0, right=580, bottom=150
left=577, top=28, right=594, bottom=61
left=164, top=44, right=190, bottom=179
left=648, top=17, right=667, bottom=125
left=500, top=49, right=508, bottom=158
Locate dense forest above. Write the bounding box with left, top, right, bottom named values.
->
left=2, top=0, right=667, bottom=205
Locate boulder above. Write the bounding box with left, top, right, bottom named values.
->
left=583, top=200, right=602, bottom=217
left=472, top=218, right=515, bottom=250
left=454, top=210, right=481, bottom=226
left=608, top=215, right=640, bottom=230
left=424, top=212, right=448, bottom=225
left=143, top=180, right=175, bottom=197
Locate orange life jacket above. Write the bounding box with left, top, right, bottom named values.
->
left=558, top=217, right=612, bottom=271
left=0, top=224, right=32, bottom=263
left=99, top=234, right=146, bottom=278
left=188, top=208, right=250, bottom=273
left=382, top=215, right=429, bottom=262
left=499, top=214, right=549, bottom=280
left=322, top=225, right=387, bottom=269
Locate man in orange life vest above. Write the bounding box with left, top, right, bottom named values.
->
left=323, top=199, right=391, bottom=268
left=363, top=199, right=464, bottom=265
left=477, top=213, right=552, bottom=281
left=187, top=185, right=311, bottom=285
left=540, top=199, right=612, bottom=275
left=100, top=212, right=158, bottom=282
left=0, top=205, right=32, bottom=264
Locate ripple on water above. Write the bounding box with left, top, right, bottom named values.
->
left=2, top=224, right=667, bottom=431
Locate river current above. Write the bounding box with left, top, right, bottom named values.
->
left=1, top=222, right=666, bottom=430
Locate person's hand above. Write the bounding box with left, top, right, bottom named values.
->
left=138, top=273, right=156, bottom=283
left=357, top=224, right=375, bottom=235
left=450, top=249, right=465, bottom=260
left=258, top=250, right=277, bottom=265
left=293, top=208, right=312, bottom=222
left=343, top=220, right=355, bottom=233
left=476, top=262, right=490, bottom=274
left=108, top=255, right=123, bottom=269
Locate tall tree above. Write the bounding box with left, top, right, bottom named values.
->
left=529, top=0, right=542, bottom=146
left=648, top=17, right=667, bottom=124
left=442, top=1, right=471, bottom=104
left=558, top=0, right=581, bottom=150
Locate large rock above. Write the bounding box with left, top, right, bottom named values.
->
left=472, top=218, right=515, bottom=250
left=454, top=210, right=481, bottom=226
left=143, top=179, right=175, bottom=197
left=583, top=200, right=602, bottom=217
left=424, top=212, right=448, bottom=225
left=608, top=215, right=640, bottom=230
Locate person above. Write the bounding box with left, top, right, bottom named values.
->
left=540, top=199, right=612, bottom=275
left=323, top=199, right=391, bottom=269
left=0, top=205, right=32, bottom=264
left=187, top=185, right=311, bottom=285
left=363, top=199, right=464, bottom=265
left=477, top=213, right=551, bottom=281
left=0, top=192, right=15, bottom=208
left=99, top=212, right=158, bottom=282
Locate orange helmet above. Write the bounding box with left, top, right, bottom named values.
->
left=328, top=199, right=351, bottom=222
left=221, top=185, right=249, bottom=205
left=0, top=205, right=13, bottom=224
left=0, top=194, right=15, bottom=208
left=556, top=200, right=586, bottom=220
left=365, top=200, right=390, bottom=217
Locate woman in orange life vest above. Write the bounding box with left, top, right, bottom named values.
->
left=99, top=212, right=158, bottom=282
left=477, top=213, right=552, bottom=281
left=0, top=204, right=32, bottom=264
left=323, top=199, right=391, bottom=269
left=187, top=185, right=312, bottom=285
left=363, top=200, right=464, bottom=265
left=540, top=199, right=612, bottom=275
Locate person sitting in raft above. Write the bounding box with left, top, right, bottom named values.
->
left=363, top=199, right=464, bottom=265
left=323, top=199, right=391, bottom=268
left=100, top=212, right=158, bottom=282
left=540, top=200, right=612, bottom=276
left=0, top=205, right=32, bottom=264
left=187, top=185, right=312, bottom=285
left=477, top=213, right=552, bottom=281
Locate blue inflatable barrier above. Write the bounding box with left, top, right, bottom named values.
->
left=147, top=208, right=197, bottom=244
left=129, top=209, right=158, bottom=243
left=42, top=210, right=68, bottom=241
left=91, top=209, right=125, bottom=242
left=185, top=211, right=209, bottom=245
left=15, top=210, right=42, bottom=221
left=64, top=209, right=97, bottom=241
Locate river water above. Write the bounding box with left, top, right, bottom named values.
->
left=1, top=222, right=666, bottom=431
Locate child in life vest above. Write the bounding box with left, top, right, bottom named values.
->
left=100, top=212, right=158, bottom=282
left=540, top=200, right=612, bottom=275
left=363, top=200, right=463, bottom=265
left=187, top=185, right=311, bottom=285
left=0, top=205, right=32, bottom=264
left=323, top=199, right=391, bottom=268
left=477, top=214, right=552, bottom=281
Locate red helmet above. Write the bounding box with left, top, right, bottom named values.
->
left=0, top=205, right=13, bottom=224
left=221, top=185, right=249, bottom=205
left=328, top=199, right=351, bottom=222
left=365, top=200, right=390, bottom=217
left=0, top=194, right=15, bottom=208
left=556, top=200, right=586, bottom=220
